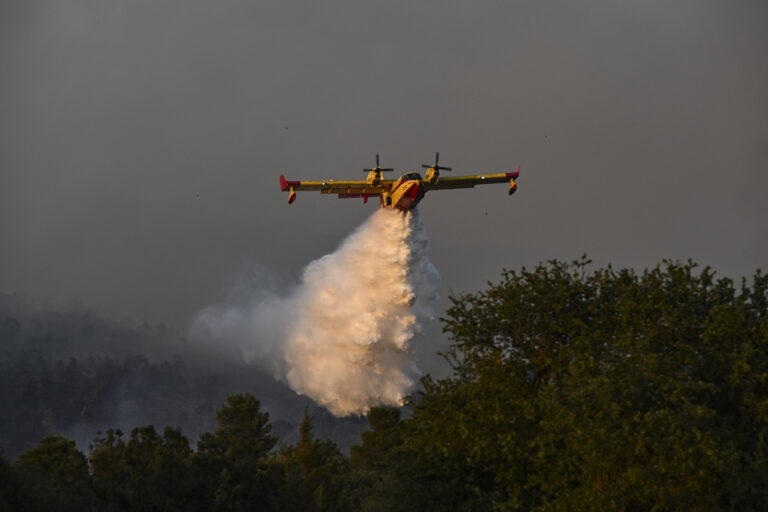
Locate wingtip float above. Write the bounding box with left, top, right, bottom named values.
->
left=279, top=154, right=520, bottom=211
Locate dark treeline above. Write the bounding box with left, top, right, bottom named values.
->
left=0, top=353, right=230, bottom=460
left=2, top=393, right=356, bottom=512
left=2, top=259, right=767, bottom=511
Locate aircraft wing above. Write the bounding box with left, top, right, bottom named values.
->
left=422, top=168, right=519, bottom=191
left=280, top=175, right=393, bottom=203
left=280, top=176, right=388, bottom=194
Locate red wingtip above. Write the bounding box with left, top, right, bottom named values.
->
left=280, top=175, right=288, bottom=191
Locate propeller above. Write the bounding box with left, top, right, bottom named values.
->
left=363, top=154, right=394, bottom=173
left=421, top=152, right=452, bottom=171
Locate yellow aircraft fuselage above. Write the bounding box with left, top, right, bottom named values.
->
left=381, top=172, right=426, bottom=210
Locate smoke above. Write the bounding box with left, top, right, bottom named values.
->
left=192, top=208, right=440, bottom=416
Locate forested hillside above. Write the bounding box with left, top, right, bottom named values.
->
left=0, top=296, right=367, bottom=461
left=2, top=259, right=767, bottom=511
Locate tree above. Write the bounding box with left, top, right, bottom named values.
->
left=425, top=259, right=768, bottom=511
left=279, top=408, right=353, bottom=511
left=196, top=393, right=283, bottom=512
left=89, top=429, right=129, bottom=511
left=90, top=426, right=203, bottom=512
left=0, top=451, right=24, bottom=512
left=12, top=435, right=94, bottom=512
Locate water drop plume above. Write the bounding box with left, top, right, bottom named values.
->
left=192, top=208, right=440, bottom=416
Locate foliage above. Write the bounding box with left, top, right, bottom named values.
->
left=279, top=408, right=353, bottom=511
left=196, top=392, right=284, bottom=511
left=89, top=426, right=203, bottom=512
left=12, top=435, right=95, bottom=511
left=3, top=259, right=767, bottom=511
left=411, top=258, right=768, bottom=510
left=0, top=451, right=24, bottom=512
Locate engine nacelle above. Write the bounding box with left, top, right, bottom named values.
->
left=366, top=170, right=382, bottom=186
left=425, top=168, right=439, bottom=184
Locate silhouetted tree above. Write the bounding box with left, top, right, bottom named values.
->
left=90, top=426, right=203, bottom=512
left=196, top=393, right=284, bottom=511
left=279, top=408, right=353, bottom=511
left=12, top=435, right=95, bottom=512
left=0, top=451, right=25, bottom=512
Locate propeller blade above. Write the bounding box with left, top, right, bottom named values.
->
left=435, top=152, right=440, bottom=166
left=366, top=153, right=392, bottom=173
left=421, top=164, right=431, bottom=168
left=380, top=168, right=394, bottom=172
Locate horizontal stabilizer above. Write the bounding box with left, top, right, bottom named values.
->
left=280, top=175, right=302, bottom=192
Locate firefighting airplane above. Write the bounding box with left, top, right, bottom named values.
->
left=279, top=153, right=520, bottom=211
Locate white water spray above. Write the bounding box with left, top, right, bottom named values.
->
left=192, top=208, right=440, bottom=416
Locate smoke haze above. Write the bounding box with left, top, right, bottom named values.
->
left=192, top=209, right=440, bottom=416
left=2, top=1, right=766, bottom=331
left=0, top=291, right=370, bottom=460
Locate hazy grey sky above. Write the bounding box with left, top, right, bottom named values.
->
left=2, top=0, right=767, bottom=328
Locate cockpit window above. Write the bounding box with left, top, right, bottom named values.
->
left=402, top=172, right=422, bottom=180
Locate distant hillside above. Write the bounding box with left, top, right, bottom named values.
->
left=0, top=294, right=367, bottom=461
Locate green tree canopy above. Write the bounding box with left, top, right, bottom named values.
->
left=90, top=426, right=202, bottom=512
left=197, top=392, right=283, bottom=512
left=279, top=408, right=353, bottom=511
left=398, top=259, right=768, bottom=511
left=13, top=435, right=94, bottom=512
